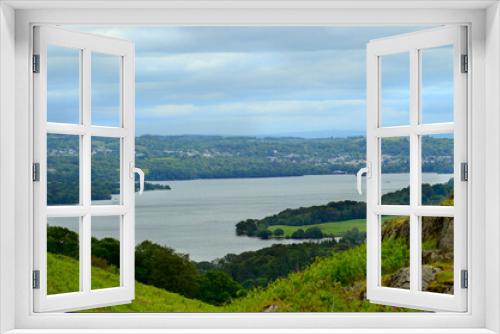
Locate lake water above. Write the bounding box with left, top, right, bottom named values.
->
left=77, top=173, right=452, bottom=262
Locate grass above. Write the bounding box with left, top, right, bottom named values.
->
left=267, top=219, right=366, bottom=238
left=48, top=235, right=443, bottom=313
left=224, top=243, right=412, bottom=312
left=47, top=253, right=219, bottom=312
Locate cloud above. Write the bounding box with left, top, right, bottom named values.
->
left=136, top=99, right=366, bottom=136
left=52, top=26, right=433, bottom=136
left=71, top=26, right=428, bottom=54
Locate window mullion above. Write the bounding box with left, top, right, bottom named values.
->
left=409, top=48, right=421, bottom=293
left=81, top=48, right=92, bottom=293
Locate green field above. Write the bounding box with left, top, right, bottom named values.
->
left=267, top=219, right=366, bottom=238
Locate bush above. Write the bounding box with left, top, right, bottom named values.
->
left=273, top=228, right=285, bottom=237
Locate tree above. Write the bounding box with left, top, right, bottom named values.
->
left=135, top=240, right=200, bottom=298
left=273, top=228, right=285, bottom=237
left=91, top=237, right=120, bottom=267
left=291, top=229, right=305, bottom=239
left=47, top=226, right=79, bottom=259
left=197, top=270, right=243, bottom=305
left=304, top=227, right=323, bottom=239
left=257, top=229, right=272, bottom=239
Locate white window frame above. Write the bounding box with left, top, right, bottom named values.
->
left=365, top=26, right=468, bottom=312
left=32, top=26, right=136, bottom=312
left=0, top=1, right=499, bottom=333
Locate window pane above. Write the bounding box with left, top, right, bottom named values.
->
left=91, top=137, right=121, bottom=205
left=421, top=216, right=454, bottom=295
left=381, top=215, right=410, bottom=289
left=421, top=134, right=454, bottom=206
left=380, top=53, right=410, bottom=127
left=420, top=45, right=454, bottom=124
left=380, top=137, right=410, bottom=205
left=92, top=52, right=121, bottom=127
left=91, top=216, right=121, bottom=290
left=47, top=217, right=80, bottom=295
left=47, top=45, right=80, bottom=124
left=47, top=134, right=80, bottom=206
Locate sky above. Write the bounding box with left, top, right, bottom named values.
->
left=48, top=26, right=453, bottom=137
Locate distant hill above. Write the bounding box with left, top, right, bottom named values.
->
left=46, top=134, right=452, bottom=204
left=48, top=134, right=453, bottom=184
left=134, top=135, right=452, bottom=180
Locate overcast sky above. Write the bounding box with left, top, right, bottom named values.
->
left=49, top=26, right=452, bottom=137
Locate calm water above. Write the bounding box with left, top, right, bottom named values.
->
left=67, top=173, right=452, bottom=262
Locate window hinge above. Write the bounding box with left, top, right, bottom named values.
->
left=461, top=269, right=468, bottom=289
left=32, top=54, right=40, bottom=73
left=461, top=54, right=468, bottom=73
left=32, top=162, right=40, bottom=182
left=32, top=270, right=40, bottom=289
left=461, top=162, right=468, bottom=182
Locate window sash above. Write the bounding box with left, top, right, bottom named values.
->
left=366, top=25, right=468, bottom=312
left=32, top=25, right=136, bottom=313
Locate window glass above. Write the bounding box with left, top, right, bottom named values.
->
left=47, top=134, right=80, bottom=206
left=381, top=215, right=410, bottom=289
left=92, top=52, right=121, bottom=127
left=47, top=217, right=80, bottom=294
left=380, top=53, right=410, bottom=127
left=421, top=134, right=454, bottom=206
left=380, top=137, right=410, bottom=205
left=47, top=45, right=81, bottom=124
left=420, top=45, right=454, bottom=124
left=91, top=137, right=121, bottom=205
left=91, top=216, right=121, bottom=290
left=421, top=216, right=454, bottom=295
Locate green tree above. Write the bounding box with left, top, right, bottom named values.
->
left=47, top=226, right=79, bottom=259
left=257, top=229, right=272, bottom=239
left=197, top=270, right=243, bottom=305
left=304, top=227, right=323, bottom=239
left=273, top=228, right=285, bottom=237
left=135, top=241, right=200, bottom=298
left=291, top=229, right=305, bottom=239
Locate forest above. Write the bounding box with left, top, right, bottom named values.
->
left=47, top=135, right=453, bottom=204
left=236, top=179, right=453, bottom=239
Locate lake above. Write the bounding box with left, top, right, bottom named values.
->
left=84, top=173, right=451, bottom=261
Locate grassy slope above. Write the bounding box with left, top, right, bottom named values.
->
left=48, top=243, right=411, bottom=313
left=48, top=253, right=219, bottom=312
left=224, top=244, right=410, bottom=312
left=267, top=219, right=366, bottom=238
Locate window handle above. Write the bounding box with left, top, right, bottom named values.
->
left=130, top=162, right=145, bottom=195
left=134, top=167, right=145, bottom=195
left=356, top=163, right=371, bottom=195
